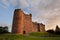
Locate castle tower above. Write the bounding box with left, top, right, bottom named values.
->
left=12, top=9, right=45, bottom=34
left=12, top=9, right=24, bottom=34
left=23, top=13, right=32, bottom=34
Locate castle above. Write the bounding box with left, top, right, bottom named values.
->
left=12, top=9, right=45, bottom=34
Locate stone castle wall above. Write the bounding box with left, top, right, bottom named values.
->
left=12, top=9, right=24, bottom=34
left=32, top=22, right=38, bottom=32
left=40, top=23, right=45, bottom=32
left=12, top=9, right=45, bottom=34
left=23, top=14, right=32, bottom=34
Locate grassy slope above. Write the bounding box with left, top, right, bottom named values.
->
left=0, top=32, right=60, bottom=40
left=30, top=32, right=60, bottom=37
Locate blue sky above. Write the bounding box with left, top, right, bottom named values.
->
left=0, top=0, right=60, bottom=32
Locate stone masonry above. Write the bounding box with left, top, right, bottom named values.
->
left=12, top=9, right=45, bottom=34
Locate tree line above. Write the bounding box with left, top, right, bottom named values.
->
left=46, top=25, right=60, bottom=34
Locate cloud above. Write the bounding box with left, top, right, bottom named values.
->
left=9, top=0, right=18, bottom=6
left=22, top=0, right=60, bottom=30
left=19, top=0, right=29, bottom=8
left=0, top=0, right=10, bottom=8
left=0, top=0, right=18, bottom=8
left=1, top=0, right=60, bottom=30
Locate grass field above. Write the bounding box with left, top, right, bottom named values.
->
left=30, top=32, right=60, bottom=37
left=0, top=32, right=60, bottom=40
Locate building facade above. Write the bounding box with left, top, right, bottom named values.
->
left=12, top=9, right=45, bottom=34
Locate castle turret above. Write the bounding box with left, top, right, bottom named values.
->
left=12, top=9, right=24, bottom=34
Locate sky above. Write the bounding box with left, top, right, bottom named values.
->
left=0, top=0, right=60, bottom=32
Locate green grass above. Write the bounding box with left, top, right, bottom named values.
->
left=30, top=32, right=60, bottom=37
left=0, top=33, right=60, bottom=40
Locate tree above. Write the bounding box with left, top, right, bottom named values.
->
left=0, top=26, right=4, bottom=33
left=55, top=25, right=60, bottom=32
left=46, top=29, right=54, bottom=33
left=55, top=25, right=60, bottom=34
left=3, top=26, right=8, bottom=33
left=0, top=26, right=9, bottom=34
